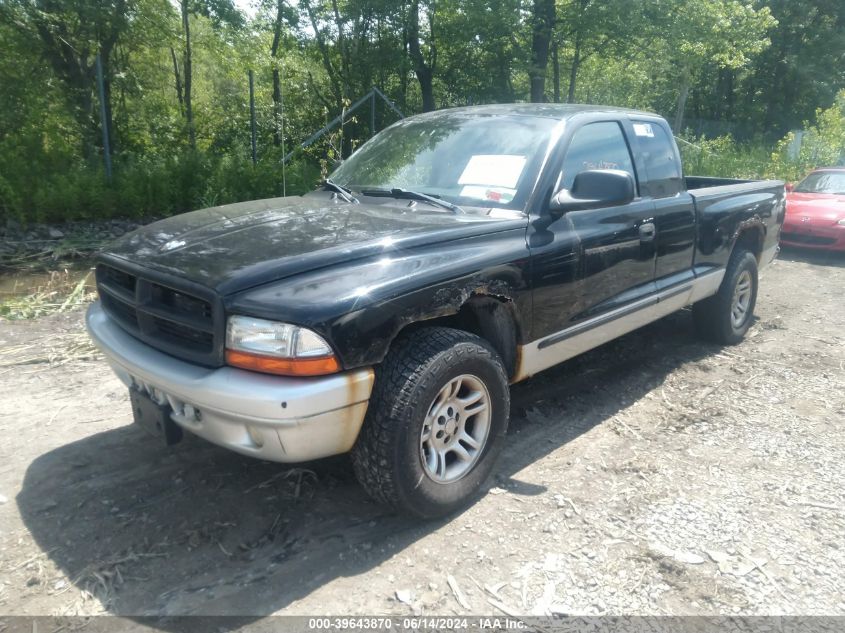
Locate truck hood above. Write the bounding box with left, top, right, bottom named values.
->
left=104, top=195, right=525, bottom=295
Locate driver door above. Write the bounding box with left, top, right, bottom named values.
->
left=528, top=120, right=658, bottom=343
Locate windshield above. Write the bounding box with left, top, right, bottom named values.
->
left=794, top=171, right=845, bottom=194
left=330, top=114, right=559, bottom=210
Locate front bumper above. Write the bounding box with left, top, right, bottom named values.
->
left=780, top=221, right=845, bottom=251
left=86, top=301, right=374, bottom=462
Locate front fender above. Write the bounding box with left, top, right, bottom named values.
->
left=226, top=228, right=532, bottom=369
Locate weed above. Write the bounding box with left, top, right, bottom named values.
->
left=0, top=270, right=96, bottom=320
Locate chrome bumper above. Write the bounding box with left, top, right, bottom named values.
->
left=86, top=301, right=374, bottom=462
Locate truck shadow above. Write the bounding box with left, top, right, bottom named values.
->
left=17, top=310, right=715, bottom=625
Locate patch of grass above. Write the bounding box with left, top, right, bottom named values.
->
left=0, top=330, right=100, bottom=370
left=0, top=270, right=96, bottom=320
left=2, top=151, right=322, bottom=225
left=678, top=135, right=783, bottom=180
left=678, top=94, right=845, bottom=183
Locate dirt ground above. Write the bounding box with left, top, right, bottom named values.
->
left=0, top=247, right=843, bottom=620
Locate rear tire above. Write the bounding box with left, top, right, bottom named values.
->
left=693, top=249, right=758, bottom=344
left=351, top=327, right=510, bottom=518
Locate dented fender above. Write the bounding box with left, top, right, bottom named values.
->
left=690, top=184, right=784, bottom=268
left=225, top=226, right=532, bottom=370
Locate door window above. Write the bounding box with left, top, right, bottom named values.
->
left=560, top=122, right=636, bottom=191
left=632, top=121, right=682, bottom=198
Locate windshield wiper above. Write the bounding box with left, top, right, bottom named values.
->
left=322, top=179, right=359, bottom=204
left=361, top=187, right=465, bottom=215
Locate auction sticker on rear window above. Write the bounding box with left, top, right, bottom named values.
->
left=458, top=154, right=527, bottom=189
left=633, top=123, right=655, bottom=137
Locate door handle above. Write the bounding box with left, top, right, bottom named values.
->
left=639, top=222, right=656, bottom=242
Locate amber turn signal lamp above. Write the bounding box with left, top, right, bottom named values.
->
left=225, top=349, right=340, bottom=377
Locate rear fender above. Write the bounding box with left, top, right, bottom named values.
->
left=730, top=219, right=765, bottom=261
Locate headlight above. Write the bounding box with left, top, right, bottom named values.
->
left=837, top=218, right=845, bottom=226
left=225, top=315, right=339, bottom=376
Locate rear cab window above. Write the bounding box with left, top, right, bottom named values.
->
left=631, top=120, right=683, bottom=198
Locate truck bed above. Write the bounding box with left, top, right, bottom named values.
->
left=685, top=175, right=784, bottom=203
left=685, top=175, right=759, bottom=190
left=685, top=175, right=785, bottom=271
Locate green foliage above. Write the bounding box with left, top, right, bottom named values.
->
left=2, top=153, right=319, bottom=224
left=0, top=0, right=843, bottom=225
left=678, top=135, right=778, bottom=179
left=437, top=0, right=526, bottom=104
left=668, top=0, right=775, bottom=70
left=770, top=91, right=845, bottom=180
left=725, top=0, right=845, bottom=139
left=679, top=92, right=845, bottom=183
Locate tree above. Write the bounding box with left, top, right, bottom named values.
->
left=554, top=0, right=644, bottom=104
left=2, top=0, right=844, bottom=227
left=176, top=0, right=243, bottom=148
left=4, top=0, right=133, bottom=159
left=436, top=0, right=524, bottom=105
left=737, top=0, right=845, bottom=138
left=298, top=0, right=382, bottom=110
left=528, top=0, right=554, bottom=102
left=653, top=0, right=776, bottom=131
left=269, top=0, right=293, bottom=146
left=407, top=0, right=437, bottom=111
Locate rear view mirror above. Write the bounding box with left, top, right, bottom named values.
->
left=549, top=169, right=636, bottom=215
left=785, top=182, right=794, bottom=192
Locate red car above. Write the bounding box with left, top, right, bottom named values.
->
left=781, top=167, right=845, bottom=251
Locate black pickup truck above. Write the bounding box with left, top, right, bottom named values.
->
left=86, top=104, right=784, bottom=517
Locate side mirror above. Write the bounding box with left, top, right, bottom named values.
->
left=784, top=182, right=794, bottom=192
left=549, top=169, right=636, bottom=216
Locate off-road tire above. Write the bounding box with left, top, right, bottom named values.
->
left=351, top=327, right=510, bottom=518
left=693, top=249, right=759, bottom=344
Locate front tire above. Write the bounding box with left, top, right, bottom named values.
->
left=351, top=327, right=510, bottom=518
left=693, top=249, right=759, bottom=344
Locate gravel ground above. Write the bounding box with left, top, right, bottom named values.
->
left=0, top=247, right=843, bottom=620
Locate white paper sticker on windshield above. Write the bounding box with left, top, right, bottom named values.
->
left=633, top=123, right=655, bottom=138
left=458, top=155, right=527, bottom=189
left=460, top=185, right=516, bottom=204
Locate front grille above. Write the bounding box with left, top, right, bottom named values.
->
left=96, top=262, right=223, bottom=366
left=151, top=316, right=214, bottom=351
left=101, top=292, right=139, bottom=330
left=781, top=232, right=836, bottom=246
left=100, top=265, right=136, bottom=294
left=151, top=284, right=213, bottom=321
